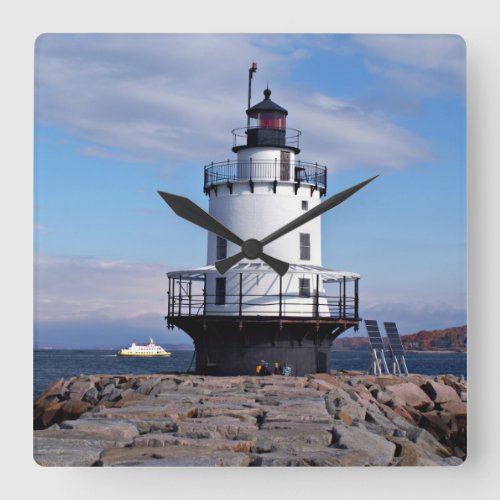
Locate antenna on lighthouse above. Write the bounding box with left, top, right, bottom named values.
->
left=247, top=62, right=257, bottom=128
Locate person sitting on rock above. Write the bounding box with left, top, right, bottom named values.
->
left=274, top=362, right=282, bottom=375
left=256, top=360, right=269, bottom=376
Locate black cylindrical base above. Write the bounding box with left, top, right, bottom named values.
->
left=195, top=344, right=330, bottom=377
left=169, top=316, right=358, bottom=377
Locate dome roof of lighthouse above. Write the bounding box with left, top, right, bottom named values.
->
left=247, top=88, right=288, bottom=115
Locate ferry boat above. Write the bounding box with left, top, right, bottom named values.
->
left=116, top=338, right=171, bottom=357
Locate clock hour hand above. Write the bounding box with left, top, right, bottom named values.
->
left=158, top=191, right=288, bottom=275
left=158, top=191, right=244, bottom=246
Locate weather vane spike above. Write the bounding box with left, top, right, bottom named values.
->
left=247, top=62, right=258, bottom=126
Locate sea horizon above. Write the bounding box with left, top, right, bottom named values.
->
left=33, top=349, right=467, bottom=399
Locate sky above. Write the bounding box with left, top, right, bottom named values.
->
left=33, top=33, right=466, bottom=348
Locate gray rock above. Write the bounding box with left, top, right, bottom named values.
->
left=101, top=387, right=122, bottom=402
left=92, top=402, right=198, bottom=421
left=34, top=428, right=131, bottom=450
left=120, top=379, right=138, bottom=391
left=250, top=452, right=304, bottom=466
left=133, top=418, right=178, bottom=434
left=325, top=385, right=355, bottom=404
left=376, top=390, right=393, bottom=405
left=331, top=421, right=396, bottom=466
left=133, top=434, right=253, bottom=453
left=261, top=399, right=331, bottom=424
left=420, top=380, right=461, bottom=404
left=175, top=416, right=257, bottom=440
left=442, top=456, right=464, bottom=466
left=33, top=437, right=103, bottom=467
left=129, top=454, right=251, bottom=467
left=252, top=447, right=372, bottom=467
left=250, top=436, right=274, bottom=453
left=364, top=406, right=399, bottom=435
left=325, top=387, right=367, bottom=422
left=253, top=425, right=333, bottom=447
left=67, top=380, right=95, bottom=401
left=34, top=378, right=67, bottom=404
left=385, top=382, right=433, bottom=409
left=149, top=378, right=178, bottom=396
left=59, top=418, right=140, bottom=443
left=99, top=445, right=251, bottom=467
left=83, top=386, right=99, bottom=405
left=370, top=400, right=415, bottom=432
left=388, top=434, right=459, bottom=466
left=136, top=377, right=162, bottom=395
left=96, top=378, right=117, bottom=391
left=33, top=373, right=466, bottom=467
left=405, top=426, right=453, bottom=459
left=101, top=383, right=117, bottom=397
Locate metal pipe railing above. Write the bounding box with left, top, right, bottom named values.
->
left=204, top=160, right=327, bottom=190
left=232, top=126, right=301, bottom=149
left=167, top=291, right=358, bottom=320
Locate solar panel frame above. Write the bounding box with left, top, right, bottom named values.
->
left=364, top=320, right=385, bottom=350
left=384, top=322, right=405, bottom=355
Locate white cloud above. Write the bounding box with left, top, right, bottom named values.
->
left=360, top=299, right=466, bottom=334
left=288, top=91, right=430, bottom=169
left=34, top=254, right=170, bottom=323
left=351, top=34, right=466, bottom=96
left=35, top=34, right=432, bottom=172
left=353, top=35, right=464, bottom=72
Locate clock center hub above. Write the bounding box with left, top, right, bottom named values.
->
left=242, top=239, right=263, bottom=260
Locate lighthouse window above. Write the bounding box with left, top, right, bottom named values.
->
left=300, top=233, right=311, bottom=261
left=299, top=278, right=311, bottom=298
left=216, top=236, right=227, bottom=259
left=302, top=200, right=308, bottom=211
left=259, top=112, right=274, bottom=128
left=249, top=115, right=259, bottom=128
left=215, top=278, right=226, bottom=305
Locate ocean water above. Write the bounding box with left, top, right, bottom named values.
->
left=33, top=349, right=467, bottom=399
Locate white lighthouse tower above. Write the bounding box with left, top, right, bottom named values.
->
left=161, top=66, right=370, bottom=376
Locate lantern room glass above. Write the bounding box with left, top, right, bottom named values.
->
left=248, top=111, right=286, bottom=130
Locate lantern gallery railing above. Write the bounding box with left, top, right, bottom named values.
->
left=232, top=126, right=302, bottom=150
left=165, top=275, right=359, bottom=325
left=204, top=160, right=327, bottom=193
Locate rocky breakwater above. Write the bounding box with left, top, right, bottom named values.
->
left=33, top=372, right=467, bottom=466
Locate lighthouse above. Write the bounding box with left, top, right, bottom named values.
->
left=159, top=65, right=376, bottom=376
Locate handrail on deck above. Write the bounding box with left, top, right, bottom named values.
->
left=203, top=160, right=327, bottom=191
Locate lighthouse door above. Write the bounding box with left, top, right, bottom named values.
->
left=280, top=150, right=290, bottom=181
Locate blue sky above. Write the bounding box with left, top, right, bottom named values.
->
left=33, top=34, right=466, bottom=348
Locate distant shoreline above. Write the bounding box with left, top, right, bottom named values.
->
left=34, top=347, right=466, bottom=354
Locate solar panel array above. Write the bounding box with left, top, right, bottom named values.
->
left=384, top=322, right=405, bottom=355
left=365, top=320, right=385, bottom=349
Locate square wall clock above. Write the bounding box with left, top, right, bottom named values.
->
left=34, top=34, right=466, bottom=467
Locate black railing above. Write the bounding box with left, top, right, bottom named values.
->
left=232, top=126, right=301, bottom=150
left=204, top=160, right=327, bottom=191
left=166, top=276, right=359, bottom=324
left=167, top=292, right=357, bottom=320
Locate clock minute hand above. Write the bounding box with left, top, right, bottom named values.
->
left=259, top=175, right=379, bottom=247
left=158, top=191, right=244, bottom=246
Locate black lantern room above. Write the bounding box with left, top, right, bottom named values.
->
left=233, top=88, right=297, bottom=152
